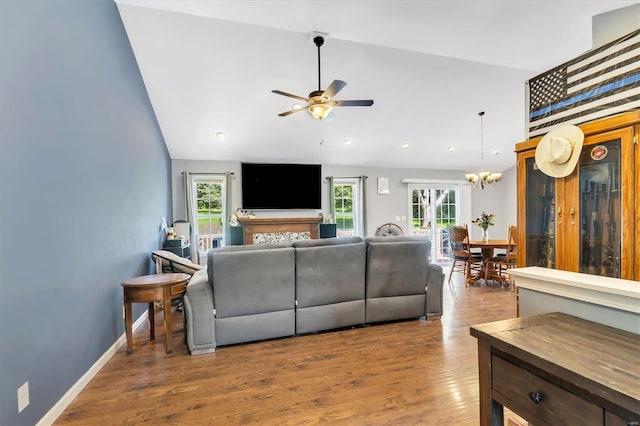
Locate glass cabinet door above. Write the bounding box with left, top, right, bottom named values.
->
left=578, top=138, right=621, bottom=277
left=524, top=156, right=556, bottom=268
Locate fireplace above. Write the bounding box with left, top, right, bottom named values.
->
left=237, top=217, right=323, bottom=245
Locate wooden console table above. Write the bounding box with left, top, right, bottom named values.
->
left=470, top=312, right=639, bottom=426
left=238, top=217, right=322, bottom=244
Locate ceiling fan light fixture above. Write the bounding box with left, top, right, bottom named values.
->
left=308, top=103, right=332, bottom=120
left=273, top=34, right=373, bottom=120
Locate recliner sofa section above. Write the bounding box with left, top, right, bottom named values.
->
left=184, top=243, right=295, bottom=355
left=364, top=236, right=444, bottom=323
left=292, top=236, right=366, bottom=334
left=183, top=235, right=444, bottom=354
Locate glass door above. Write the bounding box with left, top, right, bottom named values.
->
left=524, top=155, right=557, bottom=268
left=189, top=175, right=227, bottom=264
left=578, top=138, right=622, bottom=277
left=408, top=184, right=459, bottom=264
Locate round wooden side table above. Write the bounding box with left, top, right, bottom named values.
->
left=121, top=273, right=190, bottom=354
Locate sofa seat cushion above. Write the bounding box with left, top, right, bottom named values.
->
left=296, top=300, right=365, bottom=334
left=215, top=310, right=295, bottom=346
left=366, top=294, right=426, bottom=323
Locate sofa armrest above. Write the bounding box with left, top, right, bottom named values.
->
left=425, top=263, right=444, bottom=320
left=183, top=269, right=216, bottom=354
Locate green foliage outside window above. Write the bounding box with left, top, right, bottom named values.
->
left=196, top=182, right=223, bottom=234
left=334, top=184, right=354, bottom=230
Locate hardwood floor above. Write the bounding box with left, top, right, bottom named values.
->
left=55, top=268, right=518, bottom=425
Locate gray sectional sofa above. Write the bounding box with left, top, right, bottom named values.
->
left=183, top=235, right=444, bottom=355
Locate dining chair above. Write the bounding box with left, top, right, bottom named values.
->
left=490, top=225, right=517, bottom=289
left=447, top=224, right=483, bottom=287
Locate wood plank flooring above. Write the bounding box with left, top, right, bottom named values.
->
left=55, top=269, right=518, bottom=425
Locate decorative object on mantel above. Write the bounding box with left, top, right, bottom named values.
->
left=472, top=211, right=495, bottom=242
left=465, top=111, right=502, bottom=189
left=229, top=214, right=239, bottom=227
left=235, top=207, right=255, bottom=219
left=323, top=213, right=333, bottom=224
left=534, top=124, right=584, bottom=178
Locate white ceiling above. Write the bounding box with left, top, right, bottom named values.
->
left=115, top=0, right=638, bottom=173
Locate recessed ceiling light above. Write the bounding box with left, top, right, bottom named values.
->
left=448, top=146, right=456, bottom=152
left=292, top=104, right=302, bottom=110
left=344, top=139, right=352, bottom=145
left=492, top=149, right=500, bottom=155
left=216, top=131, right=225, bottom=140
left=401, top=143, right=409, bottom=149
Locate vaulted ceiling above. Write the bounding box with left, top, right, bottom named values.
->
left=115, top=0, right=638, bottom=173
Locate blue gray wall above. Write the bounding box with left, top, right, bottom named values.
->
left=0, top=1, right=172, bottom=424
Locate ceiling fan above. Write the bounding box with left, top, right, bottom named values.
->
left=272, top=35, right=374, bottom=120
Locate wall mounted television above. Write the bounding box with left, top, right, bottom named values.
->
left=241, top=162, right=322, bottom=210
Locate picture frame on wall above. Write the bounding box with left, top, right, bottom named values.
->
left=377, top=177, right=390, bottom=195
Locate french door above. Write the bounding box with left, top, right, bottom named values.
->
left=408, top=183, right=461, bottom=264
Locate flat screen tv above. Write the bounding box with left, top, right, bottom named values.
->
left=241, top=162, right=322, bottom=210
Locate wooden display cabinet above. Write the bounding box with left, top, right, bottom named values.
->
left=515, top=111, right=639, bottom=280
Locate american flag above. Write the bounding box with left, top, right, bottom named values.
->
left=526, top=29, right=640, bottom=138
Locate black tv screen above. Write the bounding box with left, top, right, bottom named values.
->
left=241, top=163, right=322, bottom=210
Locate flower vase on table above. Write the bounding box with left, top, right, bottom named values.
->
left=472, top=211, right=495, bottom=242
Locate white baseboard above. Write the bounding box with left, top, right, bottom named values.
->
left=37, top=311, right=149, bottom=426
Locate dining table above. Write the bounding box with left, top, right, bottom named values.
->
left=468, top=239, right=512, bottom=286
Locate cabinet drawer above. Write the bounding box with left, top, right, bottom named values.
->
left=125, top=288, right=163, bottom=302
left=605, top=410, right=640, bottom=426
left=492, top=355, right=602, bottom=425
left=169, top=282, right=187, bottom=297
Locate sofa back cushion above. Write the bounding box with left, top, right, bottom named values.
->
left=207, top=244, right=295, bottom=318
left=365, top=236, right=431, bottom=298
left=293, top=237, right=366, bottom=307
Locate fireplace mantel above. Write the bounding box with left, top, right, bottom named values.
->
left=237, top=217, right=323, bottom=245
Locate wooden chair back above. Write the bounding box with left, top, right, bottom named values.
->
left=448, top=224, right=472, bottom=259
left=505, top=225, right=517, bottom=263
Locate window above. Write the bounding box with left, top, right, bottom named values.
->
left=332, top=178, right=363, bottom=237
left=190, top=175, right=227, bottom=262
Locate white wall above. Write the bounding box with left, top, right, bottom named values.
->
left=592, top=4, right=640, bottom=48
left=172, top=159, right=517, bottom=238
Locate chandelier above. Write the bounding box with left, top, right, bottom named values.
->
left=465, top=111, right=502, bottom=189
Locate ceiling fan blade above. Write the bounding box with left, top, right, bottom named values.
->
left=278, top=107, right=307, bottom=117
left=333, top=99, right=374, bottom=107
left=323, top=80, right=347, bottom=99
left=272, top=90, right=309, bottom=102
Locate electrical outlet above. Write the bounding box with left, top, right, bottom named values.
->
left=17, top=381, right=29, bottom=413
left=395, top=216, right=401, bottom=221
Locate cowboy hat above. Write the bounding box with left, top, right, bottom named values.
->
left=535, top=124, right=584, bottom=178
